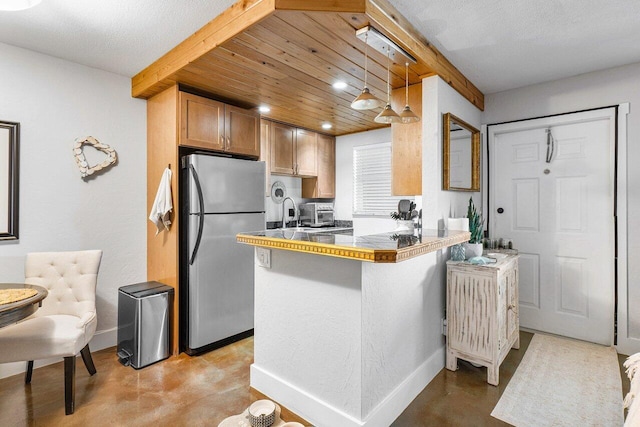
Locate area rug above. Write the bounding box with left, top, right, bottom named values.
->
left=491, top=333, right=623, bottom=426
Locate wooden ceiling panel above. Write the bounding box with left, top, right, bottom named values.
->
left=132, top=0, right=484, bottom=135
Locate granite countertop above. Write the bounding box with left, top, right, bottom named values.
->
left=237, top=229, right=470, bottom=263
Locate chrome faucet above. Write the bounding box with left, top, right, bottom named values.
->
left=282, top=197, right=298, bottom=228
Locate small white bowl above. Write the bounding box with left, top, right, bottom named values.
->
left=281, top=423, right=304, bottom=427
left=248, top=400, right=276, bottom=427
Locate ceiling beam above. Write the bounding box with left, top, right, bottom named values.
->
left=131, top=0, right=484, bottom=114
left=131, top=0, right=277, bottom=98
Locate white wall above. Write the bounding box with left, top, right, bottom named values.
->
left=335, top=128, right=398, bottom=235
left=0, top=43, right=147, bottom=377
left=483, top=61, right=640, bottom=354
left=422, top=76, right=483, bottom=230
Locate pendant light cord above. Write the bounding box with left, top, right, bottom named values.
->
left=386, top=48, right=391, bottom=102
left=363, top=33, right=369, bottom=89
left=405, top=62, right=409, bottom=106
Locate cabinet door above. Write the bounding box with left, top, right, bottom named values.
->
left=225, top=105, right=260, bottom=157
left=296, top=128, right=317, bottom=176
left=316, top=134, right=335, bottom=197
left=302, top=133, right=335, bottom=198
left=260, top=119, right=271, bottom=196
left=447, top=269, right=494, bottom=360
left=271, top=122, right=296, bottom=175
left=179, top=92, right=224, bottom=150
left=506, top=262, right=519, bottom=339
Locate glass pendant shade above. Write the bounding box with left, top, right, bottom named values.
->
left=400, top=62, right=420, bottom=123
left=374, top=103, right=401, bottom=123
left=351, top=87, right=383, bottom=110
left=351, top=32, right=383, bottom=111
left=374, top=48, right=401, bottom=124
left=400, top=105, right=420, bottom=123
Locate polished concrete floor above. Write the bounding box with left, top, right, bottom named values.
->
left=0, top=332, right=629, bottom=426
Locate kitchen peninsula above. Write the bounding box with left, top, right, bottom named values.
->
left=237, top=229, right=470, bottom=426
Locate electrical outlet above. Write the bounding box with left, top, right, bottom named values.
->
left=256, top=247, right=271, bottom=269
left=441, top=318, right=448, bottom=336
left=288, top=208, right=295, bottom=217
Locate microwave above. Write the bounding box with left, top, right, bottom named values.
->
left=299, top=203, right=334, bottom=227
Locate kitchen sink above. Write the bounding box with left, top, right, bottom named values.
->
left=277, top=226, right=353, bottom=235
left=280, top=227, right=320, bottom=233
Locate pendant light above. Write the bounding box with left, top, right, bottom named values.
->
left=399, top=62, right=420, bottom=123
left=351, top=32, right=383, bottom=110
left=374, top=48, right=401, bottom=124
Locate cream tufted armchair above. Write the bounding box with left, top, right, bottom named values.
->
left=0, top=250, right=102, bottom=415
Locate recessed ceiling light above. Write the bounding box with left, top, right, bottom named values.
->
left=321, top=123, right=332, bottom=130
left=0, top=0, right=41, bottom=10
left=332, top=81, right=348, bottom=90
left=258, top=106, right=271, bottom=113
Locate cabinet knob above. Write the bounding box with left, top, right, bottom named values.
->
left=497, top=208, right=504, bottom=214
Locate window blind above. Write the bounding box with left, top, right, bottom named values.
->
left=353, top=142, right=406, bottom=216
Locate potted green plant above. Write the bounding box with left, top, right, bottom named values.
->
left=464, top=197, right=484, bottom=259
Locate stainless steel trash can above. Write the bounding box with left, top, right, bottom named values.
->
left=117, top=281, right=173, bottom=369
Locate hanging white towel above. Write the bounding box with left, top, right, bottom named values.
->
left=149, top=167, right=173, bottom=235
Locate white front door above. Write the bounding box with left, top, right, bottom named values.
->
left=488, top=108, right=616, bottom=345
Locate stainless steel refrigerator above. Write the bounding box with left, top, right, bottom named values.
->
left=182, top=153, right=265, bottom=355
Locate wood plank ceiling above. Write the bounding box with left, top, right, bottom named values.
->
left=132, top=0, right=484, bottom=136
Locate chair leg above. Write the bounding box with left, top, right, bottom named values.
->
left=80, top=344, right=96, bottom=376
left=64, top=356, right=75, bottom=415
left=25, top=361, right=34, bottom=384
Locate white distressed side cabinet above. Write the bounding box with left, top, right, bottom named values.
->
left=446, top=254, right=519, bottom=385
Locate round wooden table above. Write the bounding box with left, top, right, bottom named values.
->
left=0, top=283, right=48, bottom=328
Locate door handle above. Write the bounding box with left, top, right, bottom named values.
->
left=188, top=165, right=205, bottom=266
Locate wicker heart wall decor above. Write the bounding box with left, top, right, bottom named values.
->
left=73, top=136, right=117, bottom=179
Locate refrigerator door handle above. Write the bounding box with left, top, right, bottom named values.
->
left=189, top=164, right=205, bottom=266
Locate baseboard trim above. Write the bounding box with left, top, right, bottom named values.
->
left=251, top=346, right=445, bottom=426
left=0, top=327, right=117, bottom=380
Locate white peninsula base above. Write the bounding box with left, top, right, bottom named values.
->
left=250, top=249, right=448, bottom=426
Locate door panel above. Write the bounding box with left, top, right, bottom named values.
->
left=188, top=154, right=265, bottom=213
left=180, top=92, right=224, bottom=150
left=517, top=253, right=540, bottom=309
left=187, top=212, right=264, bottom=350
left=225, top=105, right=260, bottom=157
left=490, top=108, right=615, bottom=345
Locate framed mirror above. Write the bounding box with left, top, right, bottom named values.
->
left=443, top=113, right=480, bottom=192
left=0, top=121, right=19, bottom=240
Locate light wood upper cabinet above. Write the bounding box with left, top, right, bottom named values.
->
left=295, top=128, right=317, bottom=177
left=180, top=92, right=224, bottom=151
left=266, top=119, right=334, bottom=198
left=269, top=122, right=318, bottom=177
left=303, top=133, right=335, bottom=199
left=226, top=105, right=260, bottom=157
left=270, top=122, right=296, bottom=175
left=316, top=134, right=335, bottom=198
left=179, top=91, right=260, bottom=157
left=391, top=83, right=422, bottom=196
